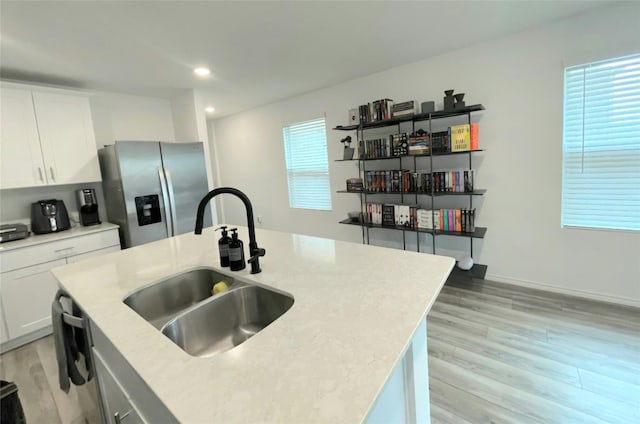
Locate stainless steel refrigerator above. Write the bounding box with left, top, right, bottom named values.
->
left=98, top=141, right=213, bottom=248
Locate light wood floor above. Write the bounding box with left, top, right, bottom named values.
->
left=428, top=279, right=640, bottom=424
left=1, top=279, right=638, bottom=423
left=0, top=335, right=100, bottom=424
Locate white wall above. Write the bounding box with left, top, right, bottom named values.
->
left=90, top=91, right=176, bottom=147
left=211, top=3, right=640, bottom=306
left=171, top=89, right=218, bottom=224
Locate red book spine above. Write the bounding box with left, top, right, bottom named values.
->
left=470, top=123, right=479, bottom=150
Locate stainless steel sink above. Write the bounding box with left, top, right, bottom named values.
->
left=123, top=268, right=243, bottom=329
left=162, top=285, right=294, bottom=357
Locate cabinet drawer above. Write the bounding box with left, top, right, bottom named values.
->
left=67, top=245, right=121, bottom=264
left=0, top=230, right=119, bottom=272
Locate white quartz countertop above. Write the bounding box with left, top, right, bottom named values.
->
left=51, top=226, right=454, bottom=423
left=0, top=222, right=119, bottom=252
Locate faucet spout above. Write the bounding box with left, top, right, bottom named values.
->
left=194, top=187, right=265, bottom=274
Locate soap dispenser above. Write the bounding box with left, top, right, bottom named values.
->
left=216, top=226, right=231, bottom=267
left=228, top=228, right=246, bottom=271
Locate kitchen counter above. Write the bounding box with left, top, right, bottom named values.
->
left=0, top=222, right=119, bottom=252
left=51, top=226, right=454, bottom=423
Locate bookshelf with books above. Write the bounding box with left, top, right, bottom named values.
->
left=335, top=103, right=487, bottom=279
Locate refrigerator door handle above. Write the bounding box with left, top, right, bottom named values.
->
left=164, top=166, right=179, bottom=236
left=158, top=166, right=174, bottom=237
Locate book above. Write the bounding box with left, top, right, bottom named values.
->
left=397, top=205, right=412, bottom=227
left=382, top=204, right=395, bottom=226
left=431, top=131, right=450, bottom=153
left=390, top=133, right=409, bottom=156
left=392, top=100, right=416, bottom=115
left=408, top=135, right=430, bottom=155
left=464, top=169, right=475, bottom=192
left=443, top=209, right=448, bottom=231
left=380, top=98, right=393, bottom=120
left=470, top=123, right=479, bottom=150
left=417, top=209, right=431, bottom=229
left=450, top=124, right=471, bottom=152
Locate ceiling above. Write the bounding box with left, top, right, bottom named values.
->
left=0, top=1, right=611, bottom=118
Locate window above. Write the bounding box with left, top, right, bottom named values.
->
left=283, top=117, right=332, bottom=210
left=562, top=53, right=640, bottom=231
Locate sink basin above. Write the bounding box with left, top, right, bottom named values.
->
left=123, top=268, right=242, bottom=329
left=162, top=285, right=294, bottom=357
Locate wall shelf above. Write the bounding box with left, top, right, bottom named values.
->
left=334, top=149, right=485, bottom=162
left=334, top=102, right=487, bottom=279
left=337, top=189, right=487, bottom=196
left=333, top=104, right=485, bottom=131
left=339, top=219, right=487, bottom=239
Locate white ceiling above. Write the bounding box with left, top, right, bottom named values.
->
left=0, top=1, right=611, bottom=118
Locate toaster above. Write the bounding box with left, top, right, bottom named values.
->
left=31, top=199, right=71, bottom=234
left=0, top=223, right=30, bottom=243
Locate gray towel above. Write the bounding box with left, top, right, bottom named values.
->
left=52, top=290, right=85, bottom=393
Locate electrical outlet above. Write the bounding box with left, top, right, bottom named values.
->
left=257, top=215, right=263, bottom=224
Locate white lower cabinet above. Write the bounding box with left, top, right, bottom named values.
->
left=0, top=259, right=66, bottom=339
left=0, top=227, right=120, bottom=351
left=93, top=349, right=145, bottom=424
left=90, top=320, right=177, bottom=424
left=0, top=303, right=9, bottom=344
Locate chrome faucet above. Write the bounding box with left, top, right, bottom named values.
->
left=194, top=187, right=266, bottom=274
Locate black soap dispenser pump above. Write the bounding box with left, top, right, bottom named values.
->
left=216, top=226, right=231, bottom=267
left=228, top=228, right=246, bottom=271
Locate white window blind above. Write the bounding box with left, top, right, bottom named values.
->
left=562, top=53, right=640, bottom=231
left=283, top=117, right=332, bottom=210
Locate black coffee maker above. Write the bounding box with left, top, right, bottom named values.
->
left=76, top=189, right=101, bottom=226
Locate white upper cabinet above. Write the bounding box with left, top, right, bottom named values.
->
left=0, top=85, right=101, bottom=189
left=32, top=91, right=101, bottom=185
left=0, top=87, right=47, bottom=188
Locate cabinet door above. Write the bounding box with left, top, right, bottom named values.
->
left=0, top=87, right=48, bottom=188
left=0, top=259, right=66, bottom=339
left=66, top=245, right=121, bottom=264
left=0, top=307, right=9, bottom=344
left=32, top=92, right=101, bottom=185
left=93, top=349, right=145, bottom=424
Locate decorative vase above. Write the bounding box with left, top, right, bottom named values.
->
left=454, top=93, right=466, bottom=109
left=444, top=90, right=455, bottom=111
left=343, top=147, right=355, bottom=160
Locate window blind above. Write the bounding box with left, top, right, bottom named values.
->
left=283, top=117, right=332, bottom=210
left=562, top=53, right=640, bottom=231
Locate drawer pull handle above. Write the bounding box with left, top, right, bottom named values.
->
left=114, top=410, right=132, bottom=424
left=54, top=247, right=75, bottom=253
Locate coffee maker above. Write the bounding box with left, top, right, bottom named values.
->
left=76, top=189, right=101, bottom=226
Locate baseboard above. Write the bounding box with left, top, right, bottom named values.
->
left=485, top=273, right=640, bottom=308
left=0, top=325, right=52, bottom=354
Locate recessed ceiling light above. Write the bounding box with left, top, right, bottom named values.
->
left=205, top=106, right=215, bottom=113
left=194, top=67, right=211, bottom=77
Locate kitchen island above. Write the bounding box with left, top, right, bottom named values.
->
left=51, top=226, right=454, bottom=423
